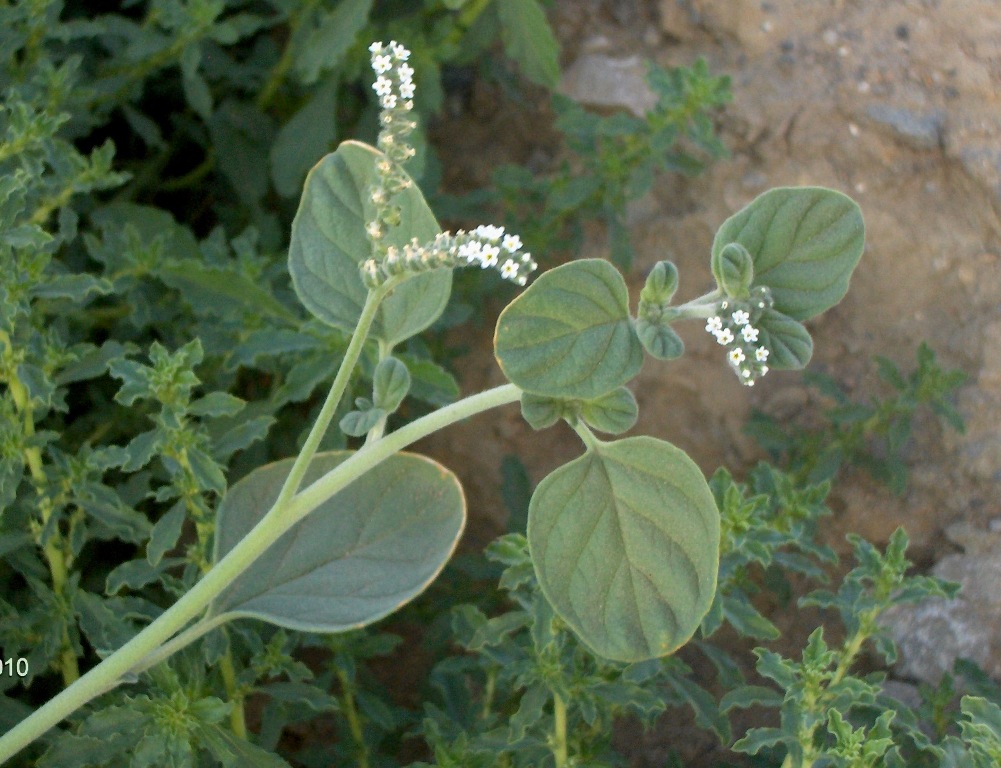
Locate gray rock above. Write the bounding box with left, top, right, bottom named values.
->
left=880, top=536, right=1001, bottom=684
left=865, top=104, right=945, bottom=150
left=559, top=54, right=656, bottom=117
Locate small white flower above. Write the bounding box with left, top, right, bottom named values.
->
left=706, top=316, right=723, bottom=334
left=373, top=55, right=392, bottom=74
left=760, top=365, right=769, bottom=375
left=481, top=244, right=500, bottom=268
left=399, top=81, right=415, bottom=99
left=502, top=233, right=522, bottom=252
left=755, top=346, right=769, bottom=362
left=716, top=328, right=734, bottom=345
left=729, top=348, right=746, bottom=364
left=500, top=259, right=518, bottom=280
left=373, top=76, right=392, bottom=96
left=369, top=42, right=384, bottom=54
left=398, top=63, right=414, bottom=83
left=741, top=368, right=752, bottom=378
left=516, top=275, right=527, bottom=286
left=385, top=246, right=399, bottom=264
left=390, top=41, right=410, bottom=60
left=731, top=310, right=750, bottom=326
left=366, top=221, right=381, bottom=238
left=744, top=379, right=756, bottom=387
left=475, top=224, right=504, bottom=241
left=459, top=241, right=482, bottom=264
left=720, top=300, right=729, bottom=310
left=381, top=94, right=397, bottom=109
left=741, top=325, right=759, bottom=343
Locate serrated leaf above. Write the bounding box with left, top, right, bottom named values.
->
left=635, top=318, right=684, bottom=360
left=732, top=727, right=789, bottom=755
left=580, top=387, right=638, bottom=434
left=372, top=356, right=410, bottom=412
left=756, top=309, right=813, bottom=370
left=528, top=436, right=719, bottom=662
left=494, top=259, right=643, bottom=399
left=147, top=502, right=186, bottom=566
left=270, top=75, right=338, bottom=198
left=31, top=274, right=112, bottom=302
left=719, top=685, right=784, bottom=713
left=188, top=392, right=245, bottom=418
left=199, top=724, right=291, bottom=767
left=711, top=187, right=864, bottom=321
left=210, top=451, right=464, bottom=632
left=288, top=141, right=451, bottom=345
left=180, top=44, right=212, bottom=119
left=295, top=0, right=372, bottom=85
left=339, top=407, right=385, bottom=437
left=497, top=0, right=560, bottom=88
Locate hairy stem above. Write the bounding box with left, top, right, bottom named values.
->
left=336, top=668, right=370, bottom=768
left=552, top=691, right=569, bottom=768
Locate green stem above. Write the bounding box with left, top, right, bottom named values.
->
left=0, top=383, right=521, bottom=763
left=552, top=691, right=569, bottom=768
left=256, top=0, right=321, bottom=111
left=336, top=668, right=370, bottom=768
left=218, top=642, right=247, bottom=740
left=273, top=282, right=395, bottom=511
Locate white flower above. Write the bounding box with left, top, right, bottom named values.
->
left=729, top=347, right=745, bottom=364
left=398, top=63, right=414, bottom=83
left=474, top=224, right=504, bottom=241
left=755, top=346, right=769, bottom=362
left=373, top=55, right=392, bottom=74
left=760, top=365, right=769, bottom=375
left=459, top=241, right=482, bottom=264
left=390, top=41, right=410, bottom=60
left=362, top=258, right=379, bottom=278
left=481, top=244, right=500, bottom=268
left=500, top=259, right=518, bottom=280
left=706, top=316, right=723, bottom=334
left=716, top=328, right=734, bottom=345
left=373, top=76, right=392, bottom=96
left=399, top=81, right=415, bottom=99
left=369, top=42, right=384, bottom=54
left=366, top=221, right=381, bottom=239
left=381, top=94, right=397, bottom=109
left=741, top=325, right=759, bottom=343
left=720, top=300, right=729, bottom=310
left=502, top=233, right=522, bottom=252
left=731, top=310, right=750, bottom=326
left=741, top=368, right=752, bottom=378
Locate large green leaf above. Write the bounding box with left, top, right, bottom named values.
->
left=711, top=187, right=864, bottom=321
left=528, top=437, right=720, bottom=662
left=756, top=308, right=814, bottom=370
left=209, top=451, right=464, bottom=632
left=288, top=140, right=451, bottom=346
left=494, top=259, right=643, bottom=399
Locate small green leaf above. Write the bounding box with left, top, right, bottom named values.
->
left=635, top=318, right=684, bottom=360
left=494, top=259, right=643, bottom=399
left=288, top=141, right=451, bottom=346
left=520, top=392, right=564, bottom=430
left=158, top=261, right=297, bottom=324
left=528, top=436, right=720, bottom=662
left=372, top=356, right=411, bottom=412
left=295, top=0, right=373, bottom=85
left=640, top=261, right=679, bottom=304
left=147, top=502, right=186, bottom=566
left=711, top=187, right=864, bottom=321
left=580, top=387, right=638, bottom=435
left=339, top=407, right=385, bottom=437
left=210, top=451, right=464, bottom=632
left=496, top=0, right=560, bottom=88
left=398, top=355, right=459, bottom=406
left=711, top=241, right=754, bottom=299
left=756, top=309, right=814, bottom=369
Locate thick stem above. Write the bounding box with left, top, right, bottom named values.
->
left=0, top=383, right=521, bottom=763
left=552, top=691, right=569, bottom=768
left=218, top=642, right=247, bottom=740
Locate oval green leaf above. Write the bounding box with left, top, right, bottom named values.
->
left=635, top=318, right=684, bottom=360
left=579, top=387, right=638, bottom=435
left=528, top=436, right=720, bottom=662
left=494, top=259, right=643, bottom=399
left=288, top=140, right=452, bottom=346
left=756, top=309, right=814, bottom=370
left=711, top=187, right=864, bottom=321
left=210, top=451, right=464, bottom=632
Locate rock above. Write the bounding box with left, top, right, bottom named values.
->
left=659, top=0, right=698, bottom=41
left=865, top=104, right=944, bottom=150
left=559, top=54, right=656, bottom=116
left=880, top=534, right=1001, bottom=684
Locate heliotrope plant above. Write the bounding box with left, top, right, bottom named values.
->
left=0, top=42, right=863, bottom=762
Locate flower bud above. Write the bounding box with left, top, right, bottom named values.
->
left=640, top=260, right=679, bottom=305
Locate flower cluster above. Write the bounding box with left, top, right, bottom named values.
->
left=366, top=41, right=419, bottom=253
left=360, top=225, right=537, bottom=288
left=705, top=285, right=774, bottom=386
